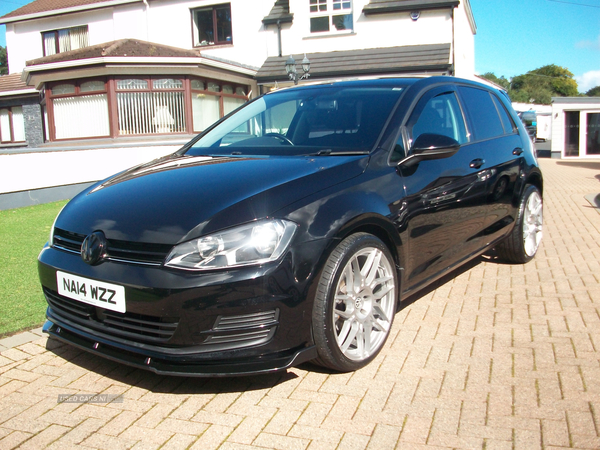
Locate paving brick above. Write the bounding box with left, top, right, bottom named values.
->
left=0, top=430, right=32, bottom=450
left=119, top=425, right=174, bottom=445
left=47, top=417, right=104, bottom=447
left=337, top=432, right=370, bottom=450
left=81, top=431, right=138, bottom=449
left=97, top=410, right=143, bottom=436
left=263, top=407, right=302, bottom=435
left=160, top=433, right=198, bottom=449
left=290, top=423, right=344, bottom=444
left=18, top=424, right=70, bottom=450
left=297, top=401, right=333, bottom=426
left=226, top=415, right=270, bottom=445
left=252, top=431, right=310, bottom=450
left=189, top=424, right=234, bottom=450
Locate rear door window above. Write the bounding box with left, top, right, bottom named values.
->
left=458, top=86, right=506, bottom=141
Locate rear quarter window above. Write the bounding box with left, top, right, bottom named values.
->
left=459, top=86, right=506, bottom=141
left=491, top=94, right=517, bottom=134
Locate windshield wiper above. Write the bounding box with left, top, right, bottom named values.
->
left=309, top=149, right=370, bottom=156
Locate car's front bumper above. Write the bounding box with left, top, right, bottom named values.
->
left=38, top=240, right=322, bottom=376
left=42, top=320, right=317, bottom=377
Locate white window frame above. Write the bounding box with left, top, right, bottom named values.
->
left=308, top=0, right=353, bottom=35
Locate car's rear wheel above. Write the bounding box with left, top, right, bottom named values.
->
left=496, top=184, right=543, bottom=263
left=312, top=233, right=397, bottom=372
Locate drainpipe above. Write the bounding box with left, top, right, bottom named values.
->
left=143, top=0, right=150, bottom=41
left=277, top=20, right=282, bottom=57
left=451, top=7, right=455, bottom=76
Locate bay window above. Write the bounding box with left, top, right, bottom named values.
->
left=49, top=80, right=109, bottom=140
left=191, top=79, right=248, bottom=132
left=116, top=78, right=186, bottom=135
left=44, top=76, right=249, bottom=141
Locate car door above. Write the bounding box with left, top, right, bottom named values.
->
left=394, top=86, right=491, bottom=294
left=457, top=86, right=524, bottom=247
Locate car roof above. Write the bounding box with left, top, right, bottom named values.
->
left=265, top=76, right=500, bottom=95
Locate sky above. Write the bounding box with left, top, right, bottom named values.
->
left=470, top=0, right=600, bottom=92
left=0, top=0, right=599, bottom=92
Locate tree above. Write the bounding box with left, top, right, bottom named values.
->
left=509, top=65, right=578, bottom=104
left=586, top=86, right=600, bottom=97
left=480, top=72, right=510, bottom=90
left=0, top=46, right=7, bottom=75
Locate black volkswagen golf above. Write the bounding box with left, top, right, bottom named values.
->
left=38, top=77, right=543, bottom=376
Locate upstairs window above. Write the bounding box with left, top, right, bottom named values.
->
left=43, top=25, right=89, bottom=56
left=192, top=4, right=233, bottom=47
left=309, top=0, right=353, bottom=33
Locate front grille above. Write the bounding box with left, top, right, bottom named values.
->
left=213, top=310, right=279, bottom=331
left=203, top=309, right=279, bottom=348
left=44, top=288, right=179, bottom=344
left=53, top=229, right=84, bottom=253
left=53, top=228, right=172, bottom=266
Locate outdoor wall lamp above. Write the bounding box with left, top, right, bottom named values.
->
left=285, top=54, right=310, bottom=84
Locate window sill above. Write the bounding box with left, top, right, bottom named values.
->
left=0, top=142, right=27, bottom=149
left=303, top=31, right=356, bottom=40
left=193, top=43, right=234, bottom=50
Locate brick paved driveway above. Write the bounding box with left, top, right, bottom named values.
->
left=1, top=158, right=599, bottom=450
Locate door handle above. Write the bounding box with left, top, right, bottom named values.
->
left=469, top=158, right=485, bottom=169
left=513, top=148, right=523, bottom=156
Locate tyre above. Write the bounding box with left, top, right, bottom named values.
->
left=496, top=184, right=543, bottom=264
left=312, top=233, right=397, bottom=372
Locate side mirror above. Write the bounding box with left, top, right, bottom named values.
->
left=400, top=133, right=461, bottom=166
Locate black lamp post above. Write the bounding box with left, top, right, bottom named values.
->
left=285, top=54, right=311, bottom=84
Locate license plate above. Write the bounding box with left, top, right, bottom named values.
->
left=57, top=271, right=126, bottom=313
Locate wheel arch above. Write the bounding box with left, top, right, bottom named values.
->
left=324, top=213, right=404, bottom=305
left=525, top=170, right=543, bottom=196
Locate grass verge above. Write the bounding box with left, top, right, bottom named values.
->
left=0, top=200, right=67, bottom=337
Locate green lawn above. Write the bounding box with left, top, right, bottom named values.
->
left=0, top=201, right=67, bottom=337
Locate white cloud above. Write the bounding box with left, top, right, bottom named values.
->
left=575, top=34, right=600, bottom=51
left=575, top=70, right=600, bottom=93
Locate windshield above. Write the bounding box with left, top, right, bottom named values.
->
left=185, top=85, right=404, bottom=156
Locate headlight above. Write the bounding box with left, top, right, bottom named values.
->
left=164, top=219, right=297, bottom=271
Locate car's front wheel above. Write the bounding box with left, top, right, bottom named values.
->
left=312, top=233, right=397, bottom=372
left=496, top=184, right=543, bottom=263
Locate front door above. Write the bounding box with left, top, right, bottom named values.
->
left=397, top=86, right=490, bottom=295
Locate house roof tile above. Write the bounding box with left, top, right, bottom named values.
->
left=256, top=44, right=451, bottom=82
left=362, top=0, right=459, bottom=15
left=0, top=0, right=139, bottom=22
left=262, top=0, right=293, bottom=25
left=0, top=73, right=36, bottom=96
left=26, top=39, right=203, bottom=66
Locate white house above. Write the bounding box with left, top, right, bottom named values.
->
left=0, top=0, right=477, bottom=207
